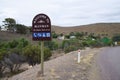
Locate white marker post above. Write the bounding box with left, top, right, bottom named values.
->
left=78, top=50, right=81, bottom=63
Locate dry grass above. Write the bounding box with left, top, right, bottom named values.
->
left=1, top=23, right=120, bottom=42
left=52, top=23, right=120, bottom=37
left=0, top=31, right=38, bottom=44
left=0, top=31, right=28, bottom=41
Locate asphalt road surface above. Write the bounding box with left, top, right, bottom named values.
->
left=97, top=46, right=120, bottom=80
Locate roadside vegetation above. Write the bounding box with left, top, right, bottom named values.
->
left=0, top=18, right=120, bottom=78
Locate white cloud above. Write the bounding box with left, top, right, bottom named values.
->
left=0, top=0, right=120, bottom=26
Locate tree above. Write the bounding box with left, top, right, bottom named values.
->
left=60, top=33, right=63, bottom=36
left=28, top=27, right=32, bottom=33
left=52, top=32, right=58, bottom=38
left=65, top=35, right=70, bottom=39
left=69, top=32, right=75, bottom=36
left=75, top=32, right=84, bottom=39
left=15, top=24, right=28, bottom=34
left=84, top=32, right=88, bottom=36
left=0, top=26, right=1, bottom=31
left=2, top=18, right=16, bottom=32
left=112, top=35, right=120, bottom=42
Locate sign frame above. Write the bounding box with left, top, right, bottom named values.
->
left=32, top=13, right=52, bottom=41
left=32, top=13, right=51, bottom=76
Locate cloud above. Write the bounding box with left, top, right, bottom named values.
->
left=0, top=0, right=120, bottom=26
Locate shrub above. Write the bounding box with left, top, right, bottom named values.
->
left=43, top=41, right=58, bottom=50
left=52, top=32, right=58, bottom=38
left=0, top=53, right=25, bottom=77
left=44, top=48, right=52, bottom=60
left=23, top=45, right=52, bottom=66
left=65, top=35, right=70, bottom=39
left=112, top=35, right=120, bottom=42
left=23, top=45, right=40, bottom=65
left=0, top=48, right=7, bottom=60
left=101, top=37, right=112, bottom=46
left=8, top=40, right=19, bottom=48
left=3, top=53, right=24, bottom=72
left=62, top=40, right=70, bottom=50
left=64, top=45, right=76, bottom=53
left=17, top=38, right=29, bottom=49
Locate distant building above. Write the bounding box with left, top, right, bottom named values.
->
left=70, top=36, right=76, bottom=39
left=1, top=28, right=7, bottom=31
left=58, top=36, right=65, bottom=40
left=115, top=42, right=117, bottom=46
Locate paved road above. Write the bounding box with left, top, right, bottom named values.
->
left=97, top=46, right=120, bottom=80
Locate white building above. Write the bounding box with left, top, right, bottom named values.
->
left=58, top=36, right=65, bottom=40
left=70, top=36, right=76, bottom=39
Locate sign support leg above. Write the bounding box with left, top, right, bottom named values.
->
left=41, top=41, right=44, bottom=76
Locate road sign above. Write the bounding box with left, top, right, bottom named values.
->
left=32, top=13, right=51, bottom=76
left=32, top=13, right=51, bottom=41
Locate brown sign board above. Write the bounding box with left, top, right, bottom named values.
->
left=32, top=13, right=51, bottom=41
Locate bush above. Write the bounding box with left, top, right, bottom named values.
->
left=62, top=39, right=82, bottom=53
left=112, top=35, right=120, bottom=42
left=52, top=32, right=58, bottom=38
left=22, top=45, right=40, bottom=65
left=8, top=40, right=19, bottom=48
left=23, top=45, right=52, bottom=66
left=0, top=53, right=25, bottom=77
left=65, top=35, right=70, bottom=39
left=0, top=48, right=7, bottom=60
left=4, top=53, right=25, bottom=72
left=43, top=41, right=58, bottom=50
left=64, top=45, right=76, bottom=53
left=62, top=40, right=70, bottom=50
left=82, top=41, right=89, bottom=47
left=44, top=48, right=52, bottom=60
left=0, top=61, right=5, bottom=77
left=0, top=38, right=29, bottom=77
left=17, top=38, right=29, bottom=49
left=101, top=37, right=112, bottom=46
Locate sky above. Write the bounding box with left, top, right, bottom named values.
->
left=0, top=0, right=120, bottom=27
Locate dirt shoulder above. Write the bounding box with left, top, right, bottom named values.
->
left=6, top=48, right=102, bottom=80
left=88, top=48, right=104, bottom=80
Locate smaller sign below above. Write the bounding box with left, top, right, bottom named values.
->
left=33, top=32, right=51, bottom=38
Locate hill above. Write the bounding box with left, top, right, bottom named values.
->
left=0, top=23, right=120, bottom=41
left=52, top=23, right=120, bottom=37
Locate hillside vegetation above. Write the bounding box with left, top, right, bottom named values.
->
left=0, top=22, right=120, bottom=78
left=1, top=23, right=120, bottom=42
left=52, top=23, right=120, bottom=37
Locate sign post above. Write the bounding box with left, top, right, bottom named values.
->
left=32, top=13, right=51, bottom=76
left=78, top=50, right=81, bottom=63
left=41, top=41, right=44, bottom=75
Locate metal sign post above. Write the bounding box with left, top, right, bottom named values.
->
left=32, top=13, right=51, bottom=76
left=41, top=41, right=44, bottom=75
